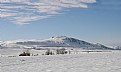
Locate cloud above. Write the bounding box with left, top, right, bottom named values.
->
left=91, top=0, right=121, bottom=10
left=0, top=0, right=96, bottom=25
left=1, top=0, right=121, bottom=25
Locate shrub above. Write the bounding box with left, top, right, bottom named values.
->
left=45, top=49, right=53, bottom=55
left=19, top=52, right=30, bottom=56
left=19, top=49, right=30, bottom=56
left=56, top=48, right=68, bottom=54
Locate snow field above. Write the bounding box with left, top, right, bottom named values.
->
left=1, top=51, right=121, bottom=72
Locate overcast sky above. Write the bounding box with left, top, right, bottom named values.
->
left=0, top=0, right=121, bottom=46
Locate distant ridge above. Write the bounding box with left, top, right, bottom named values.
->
left=0, top=36, right=114, bottom=50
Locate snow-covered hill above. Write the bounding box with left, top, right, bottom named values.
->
left=0, top=36, right=113, bottom=50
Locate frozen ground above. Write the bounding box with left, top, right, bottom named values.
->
left=1, top=49, right=121, bottom=72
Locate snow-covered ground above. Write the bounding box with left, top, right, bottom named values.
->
left=1, top=49, right=121, bottom=72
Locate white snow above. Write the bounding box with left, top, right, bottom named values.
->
left=0, top=36, right=120, bottom=72
left=1, top=49, right=121, bottom=72
left=0, top=36, right=114, bottom=50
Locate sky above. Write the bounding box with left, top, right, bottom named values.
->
left=0, top=0, right=121, bottom=46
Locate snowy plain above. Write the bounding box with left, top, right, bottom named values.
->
left=1, top=48, right=121, bottom=72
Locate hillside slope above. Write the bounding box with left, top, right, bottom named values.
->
left=0, top=36, right=113, bottom=50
